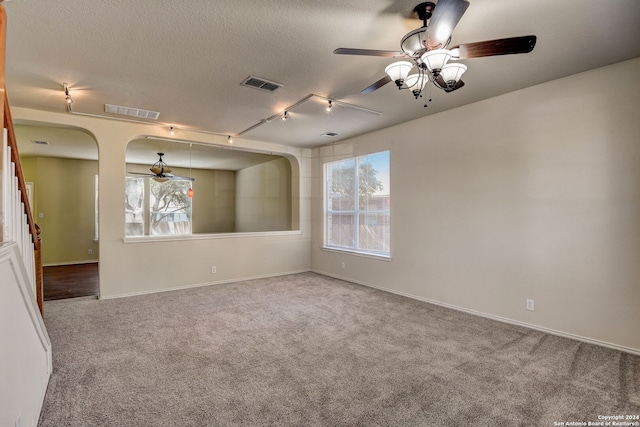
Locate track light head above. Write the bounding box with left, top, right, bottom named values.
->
left=62, top=83, right=73, bottom=104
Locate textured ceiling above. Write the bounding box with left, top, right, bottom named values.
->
left=4, top=0, right=640, bottom=149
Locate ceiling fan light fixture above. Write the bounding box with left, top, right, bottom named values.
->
left=405, top=73, right=429, bottom=98
left=405, top=73, right=428, bottom=91
left=385, top=61, right=414, bottom=88
left=400, top=27, right=428, bottom=56
left=440, top=63, right=467, bottom=87
left=421, top=49, right=453, bottom=76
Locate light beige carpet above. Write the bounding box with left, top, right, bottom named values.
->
left=39, top=272, right=640, bottom=426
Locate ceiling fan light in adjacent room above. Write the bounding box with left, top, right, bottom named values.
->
left=384, top=61, right=414, bottom=86
left=420, top=49, right=453, bottom=75
left=440, top=63, right=467, bottom=86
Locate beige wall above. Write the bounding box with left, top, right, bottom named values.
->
left=311, top=58, right=640, bottom=353
left=21, top=156, right=99, bottom=265
left=236, top=157, right=292, bottom=232
left=191, top=169, right=236, bottom=233
left=12, top=107, right=312, bottom=300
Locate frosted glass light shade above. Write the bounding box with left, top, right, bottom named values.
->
left=420, top=49, right=452, bottom=73
left=405, top=73, right=428, bottom=90
left=384, top=61, right=414, bottom=82
left=440, top=63, right=467, bottom=84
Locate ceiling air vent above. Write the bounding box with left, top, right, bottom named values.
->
left=105, top=104, right=160, bottom=120
left=241, top=76, right=282, bottom=93
left=323, top=132, right=339, bottom=138
left=32, top=140, right=49, bottom=145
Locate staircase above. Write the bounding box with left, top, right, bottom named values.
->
left=0, top=2, right=52, bottom=426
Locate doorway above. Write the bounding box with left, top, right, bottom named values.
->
left=16, top=122, right=100, bottom=300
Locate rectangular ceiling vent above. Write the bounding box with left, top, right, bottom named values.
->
left=32, top=140, right=49, bottom=145
left=241, top=76, right=282, bottom=93
left=105, top=104, right=160, bottom=120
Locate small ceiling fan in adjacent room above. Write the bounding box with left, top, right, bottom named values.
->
left=334, top=0, right=536, bottom=104
left=128, top=153, right=195, bottom=182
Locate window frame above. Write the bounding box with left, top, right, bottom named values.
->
left=125, top=176, right=193, bottom=237
left=323, top=150, right=390, bottom=259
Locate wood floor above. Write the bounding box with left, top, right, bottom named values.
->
left=43, top=263, right=99, bottom=301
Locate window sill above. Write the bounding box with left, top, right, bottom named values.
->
left=123, top=230, right=301, bottom=244
left=321, top=246, right=391, bottom=261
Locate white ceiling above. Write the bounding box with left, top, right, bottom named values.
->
left=4, top=0, right=640, bottom=149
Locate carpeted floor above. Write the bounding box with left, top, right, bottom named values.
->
left=39, top=272, right=640, bottom=426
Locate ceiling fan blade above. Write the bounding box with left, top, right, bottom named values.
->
left=451, top=35, right=537, bottom=59
left=334, top=48, right=409, bottom=58
left=361, top=76, right=392, bottom=94
left=434, top=75, right=465, bottom=92
left=426, top=0, right=470, bottom=49
left=128, top=172, right=154, bottom=176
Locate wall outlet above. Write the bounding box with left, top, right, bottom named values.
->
left=526, top=299, right=535, bottom=311
left=88, top=249, right=93, bottom=255
left=38, top=212, right=44, bottom=219
left=341, top=262, right=346, bottom=270
left=211, top=266, right=217, bottom=274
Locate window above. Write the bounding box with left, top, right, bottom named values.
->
left=125, top=177, right=192, bottom=236
left=324, top=151, right=390, bottom=257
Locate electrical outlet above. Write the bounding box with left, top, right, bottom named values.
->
left=526, top=299, right=535, bottom=311
left=38, top=212, right=44, bottom=219
left=211, top=266, right=217, bottom=274
left=88, top=249, right=93, bottom=255
left=341, top=262, right=346, bottom=270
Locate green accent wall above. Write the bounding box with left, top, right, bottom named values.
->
left=21, top=157, right=99, bottom=265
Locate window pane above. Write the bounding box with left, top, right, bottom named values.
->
left=327, top=213, right=355, bottom=248
left=327, top=158, right=355, bottom=211
left=149, top=180, right=192, bottom=236
left=358, top=212, right=390, bottom=253
left=125, top=177, right=145, bottom=236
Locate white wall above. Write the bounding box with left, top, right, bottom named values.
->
left=0, top=243, right=52, bottom=427
left=11, top=108, right=313, bottom=299
left=311, top=58, right=640, bottom=353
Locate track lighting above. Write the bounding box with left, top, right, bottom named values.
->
left=326, top=100, right=333, bottom=112
left=228, top=135, right=233, bottom=144
left=281, top=111, right=289, bottom=121
left=169, top=126, right=174, bottom=136
left=62, top=83, right=73, bottom=104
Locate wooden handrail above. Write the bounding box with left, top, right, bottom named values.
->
left=1, top=2, right=44, bottom=314
left=4, top=96, right=40, bottom=249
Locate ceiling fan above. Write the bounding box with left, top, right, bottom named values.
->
left=334, top=0, right=536, bottom=100
left=128, top=153, right=195, bottom=182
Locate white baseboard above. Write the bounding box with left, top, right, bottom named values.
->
left=100, top=269, right=312, bottom=300
left=313, top=269, right=640, bottom=356
left=43, top=259, right=98, bottom=267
